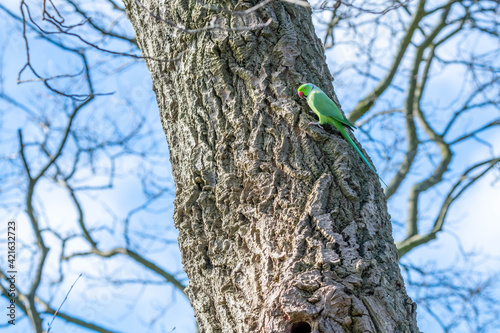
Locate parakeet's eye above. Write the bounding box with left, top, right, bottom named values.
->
left=298, top=91, right=304, bottom=98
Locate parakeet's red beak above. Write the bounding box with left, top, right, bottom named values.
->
left=298, top=91, right=304, bottom=98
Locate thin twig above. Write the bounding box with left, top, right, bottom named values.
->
left=47, top=274, right=83, bottom=333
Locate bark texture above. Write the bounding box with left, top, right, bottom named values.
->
left=124, top=1, right=419, bottom=332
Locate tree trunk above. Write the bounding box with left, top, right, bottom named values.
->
left=124, top=1, right=419, bottom=332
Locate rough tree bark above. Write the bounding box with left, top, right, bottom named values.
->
left=124, top=1, right=419, bottom=332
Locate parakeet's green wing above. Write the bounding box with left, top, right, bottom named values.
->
left=310, top=91, right=357, bottom=129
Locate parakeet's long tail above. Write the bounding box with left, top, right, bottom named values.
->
left=334, top=122, right=388, bottom=187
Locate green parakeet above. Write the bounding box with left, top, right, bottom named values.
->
left=298, top=83, right=387, bottom=187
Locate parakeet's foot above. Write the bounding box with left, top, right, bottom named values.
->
left=309, top=121, right=322, bottom=127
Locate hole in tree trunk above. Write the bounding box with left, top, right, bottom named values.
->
left=290, top=322, right=311, bottom=333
